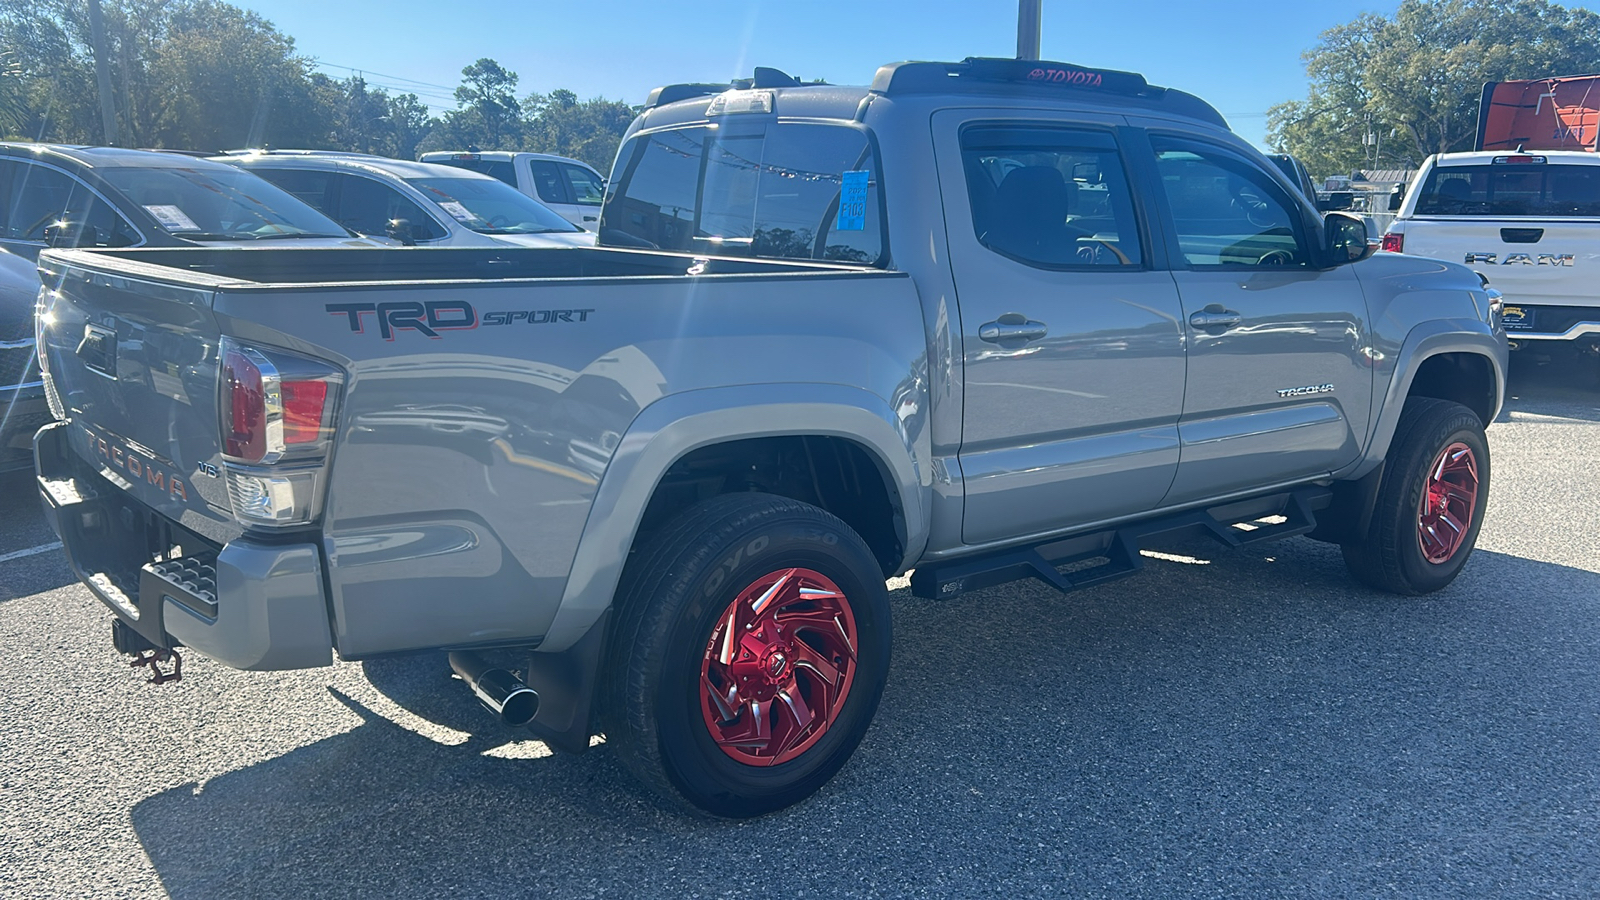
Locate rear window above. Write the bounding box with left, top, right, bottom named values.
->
left=1414, top=164, right=1600, bottom=216
left=602, top=123, right=886, bottom=265
left=428, top=156, right=518, bottom=187
left=99, top=165, right=348, bottom=239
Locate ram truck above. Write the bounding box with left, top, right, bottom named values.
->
left=1384, top=150, right=1599, bottom=370
left=35, top=58, right=1507, bottom=818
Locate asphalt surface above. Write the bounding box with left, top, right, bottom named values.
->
left=3, top=357, right=1599, bottom=899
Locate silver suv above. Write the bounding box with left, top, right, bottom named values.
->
left=216, top=151, right=594, bottom=249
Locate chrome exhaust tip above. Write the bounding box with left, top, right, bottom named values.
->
left=448, top=651, right=540, bottom=727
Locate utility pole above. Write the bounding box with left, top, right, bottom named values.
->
left=1017, top=0, right=1042, bottom=60
left=86, top=0, right=119, bottom=146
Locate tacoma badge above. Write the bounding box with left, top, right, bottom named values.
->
left=1277, top=383, right=1335, bottom=397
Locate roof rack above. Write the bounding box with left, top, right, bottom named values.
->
left=870, top=57, right=1228, bottom=130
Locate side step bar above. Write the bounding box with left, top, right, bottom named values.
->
left=910, top=487, right=1332, bottom=601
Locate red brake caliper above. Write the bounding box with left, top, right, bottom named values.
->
left=700, top=568, right=859, bottom=766
left=1417, top=442, right=1480, bottom=565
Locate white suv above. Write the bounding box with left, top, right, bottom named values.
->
left=420, top=151, right=605, bottom=230
left=215, top=151, right=595, bottom=249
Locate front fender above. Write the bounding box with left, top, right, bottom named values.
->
left=538, top=382, right=930, bottom=651
left=1346, top=318, right=1507, bottom=480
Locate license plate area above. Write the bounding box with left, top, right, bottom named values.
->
left=1501, top=305, right=1531, bottom=330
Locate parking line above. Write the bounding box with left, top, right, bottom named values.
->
left=0, top=542, right=63, bottom=564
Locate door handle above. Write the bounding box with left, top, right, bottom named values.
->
left=1189, top=307, right=1242, bottom=331
left=979, top=315, right=1048, bottom=344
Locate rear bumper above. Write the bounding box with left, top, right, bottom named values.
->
left=1500, top=304, right=1600, bottom=342
left=35, top=421, right=334, bottom=670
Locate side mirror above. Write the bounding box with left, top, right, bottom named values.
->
left=1388, top=189, right=1404, bottom=212
left=1324, top=211, right=1373, bottom=265
left=385, top=218, right=416, bottom=246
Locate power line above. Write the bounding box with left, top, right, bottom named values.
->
left=314, top=61, right=458, bottom=94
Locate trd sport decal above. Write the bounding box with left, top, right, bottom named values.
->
left=326, top=301, right=593, bottom=340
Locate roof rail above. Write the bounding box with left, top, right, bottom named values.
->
left=643, top=67, right=822, bottom=110
left=219, top=148, right=388, bottom=158
left=870, top=57, right=1228, bottom=130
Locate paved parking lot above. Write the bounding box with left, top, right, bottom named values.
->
left=2, top=358, right=1599, bottom=899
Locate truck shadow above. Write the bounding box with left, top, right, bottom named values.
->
left=0, top=469, right=77, bottom=599
left=130, top=541, right=1600, bottom=897
left=1502, top=352, right=1600, bottom=422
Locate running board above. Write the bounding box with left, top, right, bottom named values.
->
left=910, top=487, right=1331, bottom=600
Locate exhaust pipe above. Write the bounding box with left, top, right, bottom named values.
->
left=449, top=651, right=540, bottom=727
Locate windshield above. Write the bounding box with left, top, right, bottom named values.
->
left=98, top=164, right=349, bottom=239
left=1414, top=164, right=1600, bottom=216
left=404, top=177, right=579, bottom=234
left=601, top=123, right=886, bottom=265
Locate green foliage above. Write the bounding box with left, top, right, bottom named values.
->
left=0, top=2, right=638, bottom=173
left=1270, top=0, right=1600, bottom=176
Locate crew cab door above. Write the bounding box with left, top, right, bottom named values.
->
left=933, top=111, right=1187, bottom=545
left=1139, top=130, right=1372, bottom=505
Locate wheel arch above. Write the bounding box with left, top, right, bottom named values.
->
left=539, top=383, right=929, bottom=651
left=1347, top=320, right=1506, bottom=481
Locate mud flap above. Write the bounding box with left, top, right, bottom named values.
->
left=520, top=610, right=610, bottom=754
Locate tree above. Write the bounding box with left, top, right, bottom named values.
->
left=0, top=0, right=344, bottom=149
left=433, top=57, right=522, bottom=150
left=1268, top=0, right=1600, bottom=175
left=522, top=89, right=634, bottom=171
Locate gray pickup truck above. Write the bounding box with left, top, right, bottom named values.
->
left=34, top=58, right=1507, bottom=818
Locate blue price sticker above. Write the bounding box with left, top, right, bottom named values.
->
left=836, top=170, right=869, bottom=231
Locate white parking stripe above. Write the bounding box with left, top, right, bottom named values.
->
left=0, top=542, right=63, bottom=564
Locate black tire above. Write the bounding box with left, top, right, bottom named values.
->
left=601, top=493, right=891, bottom=818
left=1341, top=398, right=1490, bottom=594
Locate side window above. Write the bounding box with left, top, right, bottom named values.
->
left=335, top=175, right=445, bottom=241
left=5, top=163, right=74, bottom=242
left=2, top=163, right=136, bottom=247
left=527, top=161, right=569, bottom=204
left=561, top=164, right=604, bottom=206
left=1151, top=137, right=1310, bottom=267
left=960, top=125, right=1143, bottom=268
left=252, top=168, right=336, bottom=214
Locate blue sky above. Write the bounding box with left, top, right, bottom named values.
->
left=238, top=0, right=1414, bottom=149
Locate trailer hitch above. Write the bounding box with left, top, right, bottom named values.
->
left=129, top=648, right=183, bottom=684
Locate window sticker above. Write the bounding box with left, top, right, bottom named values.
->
left=436, top=201, right=477, bottom=223
left=836, top=170, right=869, bottom=231
left=144, top=204, right=200, bottom=231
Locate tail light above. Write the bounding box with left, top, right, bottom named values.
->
left=34, top=290, right=65, bottom=419
left=1380, top=232, right=1404, bottom=253
left=219, top=338, right=342, bottom=527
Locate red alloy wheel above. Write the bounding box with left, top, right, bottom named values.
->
left=699, top=568, right=859, bottom=767
left=1417, top=441, right=1480, bottom=564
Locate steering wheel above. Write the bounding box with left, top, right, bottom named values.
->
left=1231, top=194, right=1277, bottom=229
left=1257, top=249, right=1295, bottom=267
left=486, top=215, right=511, bottom=228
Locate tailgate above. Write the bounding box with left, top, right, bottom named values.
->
left=37, top=255, right=239, bottom=543
left=1399, top=217, right=1600, bottom=308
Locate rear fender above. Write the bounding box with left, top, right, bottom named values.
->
left=538, top=383, right=930, bottom=652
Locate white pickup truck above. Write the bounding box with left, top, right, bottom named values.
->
left=1384, top=150, right=1600, bottom=366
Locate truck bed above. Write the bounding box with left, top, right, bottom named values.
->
left=35, top=243, right=921, bottom=661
